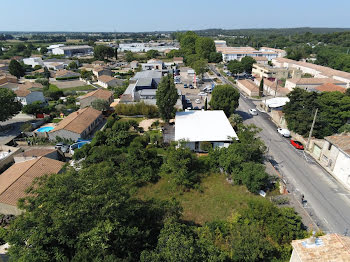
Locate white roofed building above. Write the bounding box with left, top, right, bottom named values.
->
left=175, top=110, right=238, bottom=152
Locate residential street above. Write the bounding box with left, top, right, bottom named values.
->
left=210, top=65, right=350, bottom=234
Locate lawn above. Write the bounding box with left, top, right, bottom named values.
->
left=59, top=85, right=96, bottom=92
left=137, top=173, right=261, bottom=225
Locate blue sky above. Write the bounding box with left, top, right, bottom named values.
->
left=1, top=0, right=349, bottom=32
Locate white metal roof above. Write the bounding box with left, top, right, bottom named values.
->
left=264, top=97, right=290, bottom=108
left=175, top=110, right=238, bottom=142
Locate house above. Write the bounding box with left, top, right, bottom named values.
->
left=14, top=85, right=45, bottom=105
left=52, top=45, right=93, bottom=57
left=22, top=57, right=44, bottom=68
left=55, top=69, right=80, bottom=80
left=79, top=89, right=114, bottom=108
left=313, top=134, right=350, bottom=189
left=141, top=59, right=164, bottom=71
left=173, top=57, right=184, bottom=65
left=252, top=63, right=302, bottom=79
left=175, top=110, right=239, bottom=152
left=130, top=61, right=139, bottom=70
left=237, top=79, right=259, bottom=97
left=0, top=73, right=17, bottom=88
left=48, top=107, right=102, bottom=141
left=290, top=233, right=350, bottom=262
left=97, top=75, right=122, bottom=88
left=252, top=56, right=268, bottom=65
left=311, top=83, right=347, bottom=93
left=91, top=60, right=105, bottom=66
left=0, top=156, right=64, bottom=215
left=14, top=148, right=62, bottom=163
left=285, top=78, right=347, bottom=91
left=0, top=145, right=21, bottom=170
left=43, top=59, right=71, bottom=70
left=272, top=57, right=350, bottom=88
left=93, top=67, right=112, bottom=78
left=254, top=77, right=290, bottom=97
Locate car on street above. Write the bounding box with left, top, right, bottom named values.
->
left=55, top=143, right=70, bottom=153
left=195, top=98, right=201, bottom=104
left=249, top=108, right=258, bottom=116
left=194, top=106, right=199, bottom=110
left=198, top=91, right=207, bottom=96
left=184, top=84, right=188, bottom=88
left=277, top=128, right=291, bottom=137
left=290, top=140, right=304, bottom=150
left=189, top=84, right=194, bottom=89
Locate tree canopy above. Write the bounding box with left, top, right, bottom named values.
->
left=156, top=74, right=178, bottom=122
left=0, top=88, right=22, bottom=122
left=94, top=45, right=114, bottom=60
left=9, top=59, right=25, bottom=78
left=91, top=99, right=110, bottom=111
left=209, top=85, right=240, bottom=117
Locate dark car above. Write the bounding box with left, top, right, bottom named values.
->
left=291, top=140, right=304, bottom=150
left=184, top=84, right=188, bottom=88
left=189, top=84, right=194, bottom=89
left=194, top=106, right=199, bottom=110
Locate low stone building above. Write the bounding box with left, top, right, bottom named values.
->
left=0, top=156, right=64, bottom=215
left=97, top=75, right=122, bottom=88
left=48, top=107, right=102, bottom=141
left=92, top=67, right=112, bottom=78
left=79, top=89, right=114, bottom=108
left=237, top=79, right=259, bottom=96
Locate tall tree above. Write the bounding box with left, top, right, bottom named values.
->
left=94, top=45, right=114, bottom=60
left=227, top=60, right=244, bottom=75
left=241, top=56, right=256, bottom=73
left=9, top=59, right=25, bottom=78
left=91, top=99, right=110, bottom=111
left=0, top=88, right=22, bottom=122
left=146, top=49, right=159, bottom=59
left=195, top=37, right=216, bottom=60
left=192, top=58, right=208, bottom=78
left=259, top=78, right=264, bottom=97
left=156, top=74, right=178, bottom=122
left=114, top=47, right=118, bottom=60
left=209, top=85, right=240, bottom=117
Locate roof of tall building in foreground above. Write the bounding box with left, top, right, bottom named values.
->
left=50, top=107, right=101, bottom=135
left=291, top=234, right=350, bottom=261
left=175, top=110, right=238, bottom=142
left=0, top=156, right=64, bottom=206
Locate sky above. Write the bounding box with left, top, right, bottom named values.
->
left=1, top=0, right=350, bottom=32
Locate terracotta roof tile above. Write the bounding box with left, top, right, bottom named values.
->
left=0, top=157, right=64, bottom=206
left=17, top=148, right=56, bottom=158
left=315, top=83, right=347, bottom=93
left=287, top=78, right=345, bottom=85
left=237, top=79, right=259, bottom=91
left=50, top=107, right=101, bottom=135
left=98, top=75, right=116, bottom=83
left=325, top=134, right=350, bottom=156
left=80, top=89, right=113, bottom=100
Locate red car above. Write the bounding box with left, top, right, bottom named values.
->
left=291, top=140, right=304, bottom=150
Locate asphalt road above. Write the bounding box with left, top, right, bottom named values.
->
left=210, top=65, right=350, bottom=234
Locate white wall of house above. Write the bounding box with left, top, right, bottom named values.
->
left=17, top=92, right=45, bottom=105
left=97, top=80, right=108, bottom=88
left=332, top=151, right=350, bottom=188
left=182, top=141, right=231, bottom=152
left=23, top=57, right=44, bottom=68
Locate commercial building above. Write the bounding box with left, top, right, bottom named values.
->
left=285, top=78, right=347, bottom=91
left=0, top=156, right=64, bottom=215
left=118, top=42, right=179, bottom=53
left=175, top=110, right=238, bottom=152
left=260, top=47, right=286, bottom=57
left=290, top=233, right=350, bottom=262
left=141, top=59, right=164, bottom=71
left=252, top=63, right=302, bottom=80
left=48, top=107, right=102, bottom=141
left=79, top=89, right=114, bottom=108
left=273, top=57, right=350, bottom=88
left=52, top=45, right=93, bottom=57
left=216, top=46, right=278, bottom=62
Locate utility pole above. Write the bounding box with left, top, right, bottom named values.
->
left=274, top=77, right=278, bottom=97
left=307, top=108, right=318, bottom=151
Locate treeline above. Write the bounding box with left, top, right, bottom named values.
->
left=0, top=115, right=308, bottom=261
left=283, top=88, right=350, bottom=138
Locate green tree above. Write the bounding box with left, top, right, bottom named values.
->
left=146, top=49, right=159, bottom=59
left=227, top=59, right=244, bottom=75
left=156, top=74, right=178, bottom=122
left=9, top=59, right=25, bottom=78
left=228, top=113, right=243, bottom=130
left=91, top=99, right=110, bottom=111
left=180, top=31, right=198, bottom=55
left=40, top=46, right=48, bottom=54
left=209, top=85, right=240, bottom=117
left=235, top=162, right=269, bottom=193
left=35, top=78, right=49, bottom=87
left=68, top=61, right=78, bottom=70
left=0, top=89, right=22, bottom=122
left=43, top=67, right=50, bottom=79
left=204, top=97, right=208, bottom=110
left=338, top=123, right=350, bottom=133
left=22, top=101, right=45, bottom=115
left=94, top=45, right=114, bottom=60
left=195, top=37, right=216, bottom=60
left=209, top=52, right=223, bottom=63
left=80, top=69, right=93, bottom=80
left=124, top=51, right=135, bottom=62
left=241, top=56, right=256, bottom=73
left=259, top=78, right=264, bottom=97
left=192, top=58, right=208, bottom=78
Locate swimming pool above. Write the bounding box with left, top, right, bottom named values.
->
left=37, top=126, right=54, bottom=132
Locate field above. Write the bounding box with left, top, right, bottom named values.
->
left=138, top=173, right=261, bottom=225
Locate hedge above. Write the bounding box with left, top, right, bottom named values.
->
left=56, top=76, right=80, bottom=80
left=115, top=102, right=158, bottom=118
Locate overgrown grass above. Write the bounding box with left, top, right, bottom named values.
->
left=59, top=85, right=96, bottom=92
left=137, top=173, right=261, bottom=225
left=119, top=117, right=145, bottom=124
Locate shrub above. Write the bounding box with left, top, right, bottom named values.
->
left=24, top=75, right=37, bottom=79
left=56, top=76, right=79, bottom=81
left=115, top=102, right=158, bottom=118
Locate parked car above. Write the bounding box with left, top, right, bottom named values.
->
left=198, top=92, right=207, bottom=96
left=195, top=98, right=201, bottom=104
left=55, top=143, right=70, bottom=153
left=290, top=140, right=304, bottom=150
left=249, top=108, right=258, bottom=116
left=194, top=106, right=199, bottom=110
left=277, top=128, right=291, bottom=137
left=184, top=84, right=188, bottom=88
left=189, top=84, right=194, bottom=89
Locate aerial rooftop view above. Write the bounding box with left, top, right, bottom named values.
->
left=0, top=0, right=350, bottom=261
